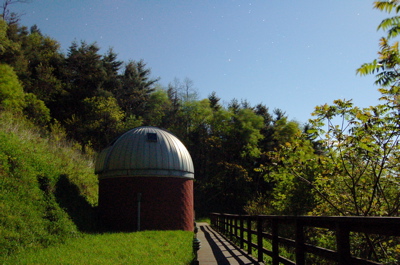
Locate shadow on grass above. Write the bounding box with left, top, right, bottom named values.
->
left=55, top=174, right=99, bottom=233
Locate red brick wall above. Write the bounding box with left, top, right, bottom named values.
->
left=99, top=176, right=194, bottom=231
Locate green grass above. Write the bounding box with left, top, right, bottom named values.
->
left=195, top=217, right=210, bottom=224
left=0, top=111, right=98, bottom=257
left=1, top=231, right=194, bottom=265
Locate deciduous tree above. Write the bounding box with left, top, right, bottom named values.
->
left=0, top=63, right=25, bottom=112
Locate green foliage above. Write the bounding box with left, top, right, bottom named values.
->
left=374, top=0, right=400, bottom=14
left=65, top=95, right=126, bottom=150
left=251, top=120, right=318, bottom=215
left=116, top=60, right=159, bottom=117
left=375, top=1, right=400, bottom=38
left=171, top=98, right=213, bottom=142
left=143, top=87, right=172, bottom=125
left=0, top=19, right=20, bottom=64
left=193, top=101, right=305, bottom=216
left=357, top=2, right=400, bottom=87
left=23, top=92, right=51, bottom=127
left=233, top=108, right=264, bottom=158
left=23, top=39, right=64, bottom=104
left=0, top=63, right=25, bottom=112
left=309, top=99, right=400, bottom=216
left=64, top=41, right=105, bottom=100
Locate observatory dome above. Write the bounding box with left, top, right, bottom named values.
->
left=95, top=126, right=194, bottom=179
left=96, top=126, right=195, bottom=231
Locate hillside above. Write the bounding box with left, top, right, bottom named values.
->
left=0, top=111, right=98, bottom=258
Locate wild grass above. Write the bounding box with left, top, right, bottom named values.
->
left=0, top=111, right=98, bottom=257
left=1, top=231, right=194, bottom=265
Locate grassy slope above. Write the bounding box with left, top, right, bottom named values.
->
left=0, top=111, right=98, bottom=257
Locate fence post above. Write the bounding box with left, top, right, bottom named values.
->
left=219, top=213, right=225, bottom=234
left=240, top=215, right=244, bottom=249
left=225, top=215, right=228, bottom=237
left=271, top=219, right=279, bottom=265
left=295, top=219, right=305, bottom=265
left=247, top=216, right=252, bottom=255
left=336, top=223, right=351, bottom=265
left=257, top=216, right=264, bottom=262
left=230, top=216, right=233, bottom=240
left=234, top=216, right=238, bottom=242
left=211, top=214, right=215, bottom=229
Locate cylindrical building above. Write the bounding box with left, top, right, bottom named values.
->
left=95, top=126, right=194, bottom=231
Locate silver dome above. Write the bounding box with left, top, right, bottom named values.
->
left=95, top=126, right=194, bottom=179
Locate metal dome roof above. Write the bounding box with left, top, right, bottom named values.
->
left=95, top=126, right=194, bottom=179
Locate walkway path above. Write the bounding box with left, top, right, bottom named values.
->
left=196, top=222, right=263, bottom=265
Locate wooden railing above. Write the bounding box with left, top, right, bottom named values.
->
left=210, top=213, right=400, bottom=265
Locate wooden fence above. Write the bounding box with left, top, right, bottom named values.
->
left=210, top=213, right=400, bottom=265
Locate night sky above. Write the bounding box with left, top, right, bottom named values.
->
left=11, top=0, right=388, bottom=123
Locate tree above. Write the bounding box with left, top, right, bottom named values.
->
left=1, top=0, right=31, bottom=24
left=168, top=77, right=198, bottom=103
left=0, top=19, right=19, bottom=63
left=308, top=99, right=400, bottom=216
left=142, top=87, right=172, bottom=126
left=64, top=41, right=105, bottom=101
left=23, top=92, right=51, bottom=127
left=0, top=19, right=25, bottom=72
left=305, top=99, right=400, bottom=263
left=194, top=103, right=266, bottom=215
left=101, top=48, right=123, bottom=95
left=351, top=0, right=400, bottom=216
left=116, top=60, right=159, bottom=117
left=20, top=31, right=64, bottom=105
left=0, top=63, right=25, bottom=112
left=65, top=96, right=125, bottom=150
left=208, top=91, right=221, bottom=111
left=249, top=118, right=318, bottom=215
left=357, top=1, right=400, bottom=89
left=164, top=78, right=199, bottom=140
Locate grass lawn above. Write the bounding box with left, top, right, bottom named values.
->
left=1, top=230, right=194, bottom=265
left=195, top=217, right=210, bottom=224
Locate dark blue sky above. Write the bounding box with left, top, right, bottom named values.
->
left=12, top=0, right=388, bottom=123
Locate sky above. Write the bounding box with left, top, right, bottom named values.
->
left=10, top=0, right=390, bottom=124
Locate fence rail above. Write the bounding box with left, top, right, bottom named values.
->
left=210, top=213, right=400, bottom=265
